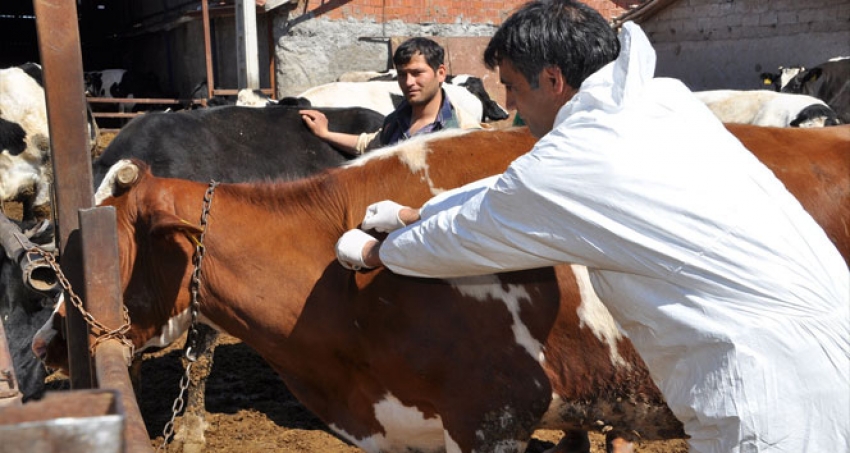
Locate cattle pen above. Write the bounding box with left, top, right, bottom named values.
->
left=0, top=0, right=153, bottom=451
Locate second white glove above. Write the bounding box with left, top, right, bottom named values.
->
left=361, top=200, right=408, bottom=233
left=335, top=229, right=379, bottom=271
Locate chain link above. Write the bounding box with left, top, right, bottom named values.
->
left=158, top=180, right=218, bottom=452
left=26, top=245, right=136, bottom=361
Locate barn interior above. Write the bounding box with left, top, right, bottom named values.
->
left=1, top=1, right=278, bottom=100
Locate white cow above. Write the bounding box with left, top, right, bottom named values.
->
left=299, top=81, right=483, bottom=121
left=0, top=66, right=51, bottom=220
left=0, top=64, right=98, bottom=220
left=694, top=89, right=841, bottom=128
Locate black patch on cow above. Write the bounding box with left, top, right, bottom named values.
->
left=18, top=62, right=43, bottom=87
left=447, top=76, right=509, bottom=122
left=0, top=118, right=27, bottom=156
left=390, top=93, right=405, bottom=110
left=276, top=96, right=312, bottom=107
left=790, top=104, right=841, bottom=127
left=92, top=105, right=386, bottom=188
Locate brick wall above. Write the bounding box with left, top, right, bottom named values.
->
left=306, top=0, right=633, bottom=24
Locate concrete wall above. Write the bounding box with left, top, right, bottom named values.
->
left=272, top=0, right=634, bottom=97
left=636, top=0, right=850, bottom=90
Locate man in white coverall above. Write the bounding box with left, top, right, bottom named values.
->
left=335, top=1, right=850, bottom=452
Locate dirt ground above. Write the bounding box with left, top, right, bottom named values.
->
left=13, top=130, right=689, bottom=453
left=110, top=333, right=688, bottom=453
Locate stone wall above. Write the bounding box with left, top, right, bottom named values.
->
left=634, top=0, right=850, bottom=90
left=272, top=0, right=634, bottom=96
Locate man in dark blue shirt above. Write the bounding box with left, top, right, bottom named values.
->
left=301, top=37, right=480, bottom=155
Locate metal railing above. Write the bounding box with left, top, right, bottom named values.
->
left=0, top=1, right=156, bottom=451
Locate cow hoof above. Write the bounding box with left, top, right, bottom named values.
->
left=605, top=430, right=638, bottom=453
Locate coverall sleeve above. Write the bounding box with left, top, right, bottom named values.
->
left=379, top=143, right=621, bottom=278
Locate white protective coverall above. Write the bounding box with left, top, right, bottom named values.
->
left=379, top=22, right=850, bottom=453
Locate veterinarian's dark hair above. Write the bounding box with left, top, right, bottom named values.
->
left=394, top=37, right=445, bottom=71
left=484, top=0, right=620, bottom=89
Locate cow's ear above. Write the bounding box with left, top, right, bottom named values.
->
left=149, top=210, right=204, bottom=240
left=802, top=68, right=822, bottom=84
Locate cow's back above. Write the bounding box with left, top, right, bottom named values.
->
left=727, top=123, right=850, bottom=263
left=92, top=105, right=385, bottom=186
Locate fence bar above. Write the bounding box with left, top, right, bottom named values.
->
left=32, top=0, right=95, bottom=390
left=0, top=321, right=22, bottom=407
left=80, top=207, right=153, bottom=453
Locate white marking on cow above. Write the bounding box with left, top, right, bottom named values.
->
left=451, top=274, right=542, bottom=359
left=0, top=67, right=51, bottom=208
left=449, top=74, right=471, bottom=85
left=95, top=159, right=134, bottom=205
left=345, top=128, right=475, bottom=197
left=330, top=392, right=445, bottom=452
left=140, top=308, right=226, bottom=353
left=571, top=265, right=627, bottom=368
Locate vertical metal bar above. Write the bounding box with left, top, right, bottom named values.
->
left=81, top=207, right=153, bottom=453
left=236, top=0, right=260, bottom=90
left=0, top=321, right=23, bottom=407
left=32, top=0, right=94, bottom=390
left=267, top=14, right=277, bottom=99
left=203, top=0, right=215, bottom=99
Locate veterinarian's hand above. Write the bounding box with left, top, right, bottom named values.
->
left=336, top=229, right=380, bottom=271
left=361, top=200, right=410, bottom=233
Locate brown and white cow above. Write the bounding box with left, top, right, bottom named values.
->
left=34, top=124, right=850, bottom=452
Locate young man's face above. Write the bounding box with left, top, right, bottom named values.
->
left=499, top=59, right=575, bottom=138
left=396, top=53, right=447, bottom=107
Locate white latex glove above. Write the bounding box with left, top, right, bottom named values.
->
left=361, top=200, right=408, bottom=233
left=335, top=229, right=378, bottom=271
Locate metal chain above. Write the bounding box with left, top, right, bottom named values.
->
left=158, top=180, right=218, bottom=452
left=26, top=245, right=135, bottom=361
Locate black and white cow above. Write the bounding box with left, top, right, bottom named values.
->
left=1, top=65, right=53, bottom=221
left=760, top=65, right=806, bottom=92
left=298, top=75, right=510, bottom=123
left=84, top=69, right=167, bottom=102
left=0, top=214, right=58, bottom=402
left=92, top=104, right=385, bottom=188
left=778, top=57, right=850, bottom=124
left=0, top=63, right=98, bottom=221
left=694, top=89, right=841, bottom=128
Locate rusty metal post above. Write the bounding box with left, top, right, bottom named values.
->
left=0, top=321, right=23, bottom=407
left=203, top=0, right=215, bottom=99
left=32, top=0, right=95, bottom=389
left=80, top=207, right=153, bottom=453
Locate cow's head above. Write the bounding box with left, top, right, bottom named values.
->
left=33, top=159, right=204, bottom=374
left=760, top=66, right=805, bottom=92
left=781, top=67, right=823, bottom=94
left=84, top=72, right=104, bottom=97
left=0, top=117, right=52, bottom=220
